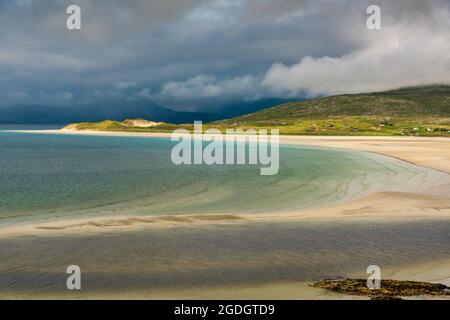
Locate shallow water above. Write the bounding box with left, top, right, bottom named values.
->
left=0, top=132, right=447, bottom=224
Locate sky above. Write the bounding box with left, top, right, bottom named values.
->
left=0, top=0, right=449, bottom=116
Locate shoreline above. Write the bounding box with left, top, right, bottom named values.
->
left=6, top=129, right=450, bottom=172
left=1, top=129, right=450, bottom=237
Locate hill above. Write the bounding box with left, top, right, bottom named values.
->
left=64, top=119, right=184, bottom=133
left=217, top=85, right=450, bottom=136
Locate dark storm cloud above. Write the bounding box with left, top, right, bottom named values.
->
left=0, top=0, right=449, bottom=114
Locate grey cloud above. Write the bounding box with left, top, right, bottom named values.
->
left=114, top=81, right=137, bottom=90
left=157, top=75, right=261, bottom=100
left=262, top=0, right=450, bottom=95
left=0, top=0, right=448, bottom=110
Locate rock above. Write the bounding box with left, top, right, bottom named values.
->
left=312, top=279, right=450, bottom=298
left=371, top=296, right=403, bottom=300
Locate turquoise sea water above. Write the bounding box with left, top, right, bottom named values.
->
left=0, top=132, right=446, bottom=224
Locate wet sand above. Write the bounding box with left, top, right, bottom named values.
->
left=1, top=219, right=450, bottom=299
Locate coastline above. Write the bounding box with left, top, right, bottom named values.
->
left=1, top=129, right=450, bottom=236
left=1, top=130, right=450, bottom=299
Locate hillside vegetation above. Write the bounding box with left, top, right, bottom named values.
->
left=216, top=85, right=450, bottom=136
left=64, top=119, right=185, bottom=133
left=64, top=86, right=450, bottom=136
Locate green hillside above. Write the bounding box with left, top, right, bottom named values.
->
left=64, top=119, right=185, bottom=133
left=227, top=86, right=450, bottom=120
left=216, top=85, right=450, bottom=136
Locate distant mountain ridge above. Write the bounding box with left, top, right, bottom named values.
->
left=0, top=98, right=292, bottom=125
left=0, top=101, right=218, bottom=124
